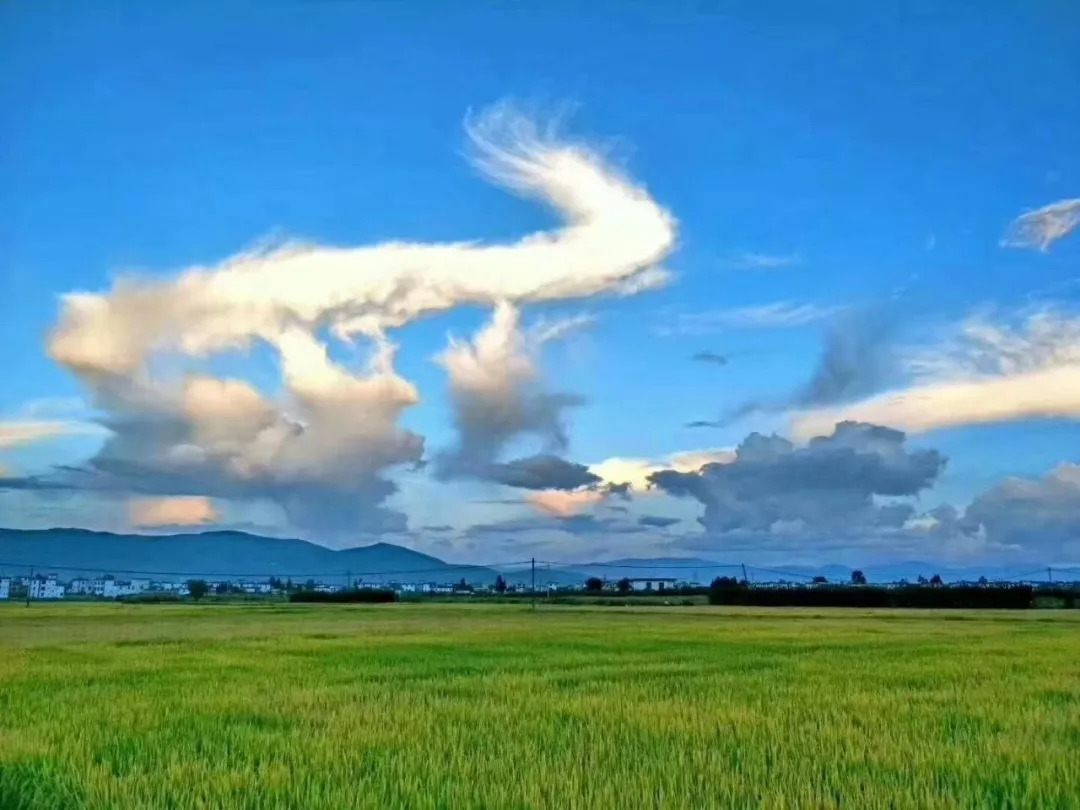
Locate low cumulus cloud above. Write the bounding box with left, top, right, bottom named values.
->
left=792, top=308, right=1080, bottom=439
left=9, top=104, right=676, bottom=538
left=130, top=496, right=219, bottom=528
left=1001, top=198, right=1080, bottom=252
left=648, top=421, right=944, bottom=537
left=647, top=424, right=1079, bottom=563
left=962, top=464, right=1080, bottom=558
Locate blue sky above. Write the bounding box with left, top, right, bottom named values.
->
left=2, top=1, right=1080, bottom=565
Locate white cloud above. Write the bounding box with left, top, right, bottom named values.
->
left=49, top=104, right=675, bottom=377
left=1001, top=198, right=1080, bottom=251
left=0, top=420, right=102, bottom=450
left=23, top=104, right=677, bottom=537
left=527, top=489, right=606, bottom=517
left=130, top=496, right=219, bottom=528
left=791, top=309, right=1080, bottom=439
left=589, top=447, right=734, bottom=492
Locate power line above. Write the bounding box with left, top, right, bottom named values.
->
left=1, top=556, right=1076, bottom=585
left=556, top=561, right=743, bottom=571
left=745, top=565, right=816, bottom=581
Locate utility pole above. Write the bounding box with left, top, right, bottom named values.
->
left=740, top=563, right=748, bottom=584
left=1048, top=567, right=1053, bottom=585
left=531, top=558, right=536, bottom=612
left=346, top=570, right=351, bottom=590
left=25, top=567, right=32, bottom=607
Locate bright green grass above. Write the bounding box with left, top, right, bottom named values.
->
left=1, top=603, right=1078, bottom=809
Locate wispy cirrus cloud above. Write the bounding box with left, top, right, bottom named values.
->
left=1001, top=198, right=1080, bottom=252
left=791, top=308, right=1080, bottom=439
left=658, top=301, right=838, bottom=336
left=719, top=251, right=802, bottom=270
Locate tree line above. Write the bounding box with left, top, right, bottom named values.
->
left=705, top=577, right=1065, bottom=609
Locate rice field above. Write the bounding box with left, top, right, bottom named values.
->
left=1, top=602, right=1078, bottom=809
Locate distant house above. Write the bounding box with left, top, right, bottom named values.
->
left=625, top=577, right=678, bottom=592
left=103, top=580, right=149, bottom=599
left=0, top=578, right=10, bottom=600
left=29, top=576, right=66, bottom=600
left=68, top=578, right=94, bottom=595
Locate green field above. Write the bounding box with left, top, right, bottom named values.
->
left=1, top=604, right=1078, bottom=809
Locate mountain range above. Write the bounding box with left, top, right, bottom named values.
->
left=0, top=528, right=1062, bottom=586
left=0, top=528, right=492, bottom=584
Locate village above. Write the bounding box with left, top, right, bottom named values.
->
left=0, top=573, right=690, bottom=602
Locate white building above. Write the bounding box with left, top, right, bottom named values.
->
left=68, top=578, right=100, bottom=595
left=626, top=577, right=678, bottom=592
left=29, top=577, right=66, bottom=600
left=0, top=578, right=10, bottom=600
left=103, top=580, right=148, bottom=598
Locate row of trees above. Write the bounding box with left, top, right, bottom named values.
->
left=707, top=578, right=1040, bottom=609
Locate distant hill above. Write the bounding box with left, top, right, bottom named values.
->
left=0, top=529, right=1055, bottom=587
left=0, top=528, right=495, bottom=584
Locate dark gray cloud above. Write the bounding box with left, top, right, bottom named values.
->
left=794, top=308, right=896, bottom=407
left=434, top=391, right=584, bottom=481
left=421, top=524, right=455, bottom=532
left=702, top=307, right=899, bottom=427
left=433, top=302, right=590, bottom=489
left=691, top=351, right=728, bottom=366
left=638, top=515, right=681, bottom=528
left=1, top=409, right=417, bottom=536
left=482, top=454, right=602, bottom=491
left=648, top=421, right=944, bottom=537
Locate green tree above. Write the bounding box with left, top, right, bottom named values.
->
left=494, top=575, right=507, bottom=594
left=584, top=577, right=604, bottom=593
left=187, top=580, right=208, bottom=601
left=616, top=577, right=632, bottom=595
left=850, top=570, right=868, bottom=586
